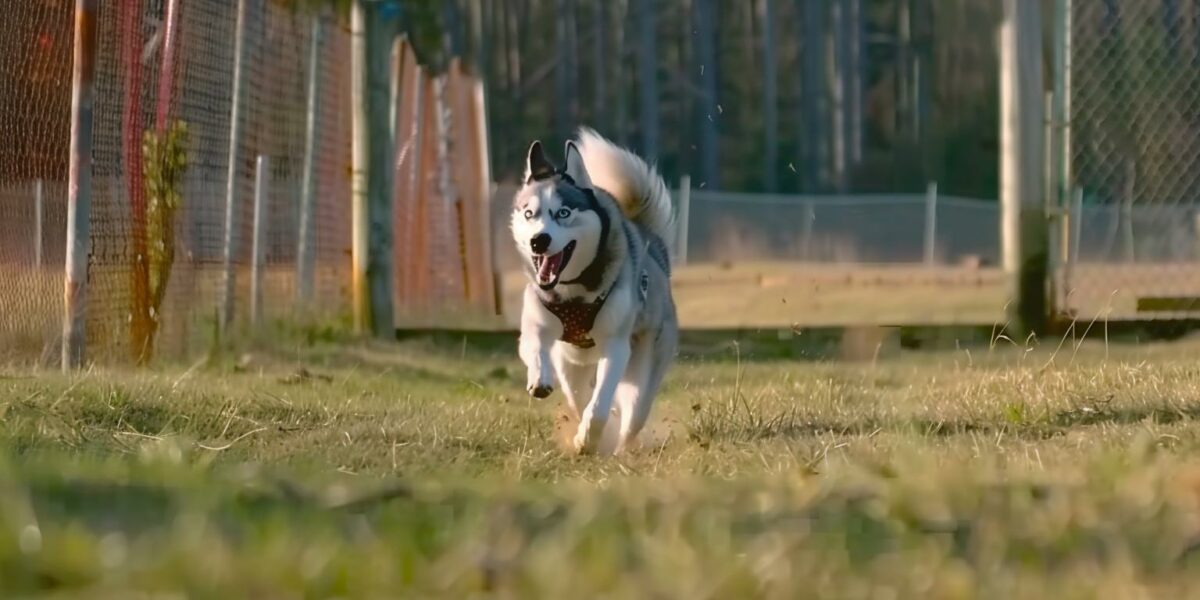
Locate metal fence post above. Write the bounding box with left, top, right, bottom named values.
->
left=221, top=0, right=251, bottom=331
left=676, top=175, right=690, bottom=265
left=296, top=14, right=321, bottom=306
left=34, top=179, right=44, bottom=269
left=801, top=200, right=815, bottom=260
left=250, top=155, right=268, bottom=326
left=923, top=181, right=938, bottom=266
left=63, top=0, right=99, bottom=371
left=1080, top=187, right=1089, bottom=262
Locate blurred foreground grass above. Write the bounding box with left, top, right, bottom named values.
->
left=4, top=334, right=1200, bottom=597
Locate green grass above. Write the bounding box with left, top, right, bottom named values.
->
left=5, top=333, right=1200, bottom=597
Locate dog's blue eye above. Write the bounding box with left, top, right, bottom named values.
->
left=523, top=209, right=534, bottom=219
left=556, top=208, right=571, bottom=219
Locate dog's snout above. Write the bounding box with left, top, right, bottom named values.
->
left=530, top=233, right=552, bottom=254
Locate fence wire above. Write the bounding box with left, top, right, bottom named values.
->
left=0, top=2, right=74, bottom=361
left=490, top=186, right=999, bottom=271
left=1067, top=0, right=1200, bottom=319
left=0, top=2, right=357, bottom=365
left=1, top=2, right=499, bottom=364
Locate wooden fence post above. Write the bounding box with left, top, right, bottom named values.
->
left=63, top=0, right=99, bottom=371
left=1000, top=0, right=1048, bottom=336
left=351, top=0, right=396, bottom=337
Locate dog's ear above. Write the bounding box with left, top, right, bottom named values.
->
left=524, top=141, right=556, bottom=183
left=563, top=141, right=592, bottom=189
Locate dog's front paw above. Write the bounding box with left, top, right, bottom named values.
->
left=572, top=420, right=603, bottom=455
left=572, top=429, right=594, bottom=454
left=527, top=383, right=554, bottom=399
left=526, top=364, right=554, bottom=398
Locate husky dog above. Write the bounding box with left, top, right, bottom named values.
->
left=511, top=128, right=678, bottom=455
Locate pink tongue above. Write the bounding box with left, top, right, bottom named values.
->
left=538, top=252, right=562, bottom=281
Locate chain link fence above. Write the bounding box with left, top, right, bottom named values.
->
left=0, top=2, right=494, bottom=365
left=1065, top=0, right=1200, bottom=320
left=683, top=192, right=999, bottom=265
left=491, top=185, right=1004, bottom=328
left=0, top=2, right=74, bottom=361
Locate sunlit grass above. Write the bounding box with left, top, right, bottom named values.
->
left=3, top=334, right=1200, bottom=596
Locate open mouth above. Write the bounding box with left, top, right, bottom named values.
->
left=533, top=241, right=576, bottom=289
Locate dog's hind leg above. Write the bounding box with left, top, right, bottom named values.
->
left=574, top=337, right=631, bottom=454
left=613, top=334, right=655, bottom=453
left=615, top=329, right=677, bottom=454
left=551, top=345, right=593, bottom=421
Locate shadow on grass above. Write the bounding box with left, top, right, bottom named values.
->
left=688, top=400, right=1200, bottom=446
left=1048, top=401, right=1200, bottom=428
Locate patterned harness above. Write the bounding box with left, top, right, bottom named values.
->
left=542, top=267, right=654, bottom=349
left=540, top=293, right=608, bottom=349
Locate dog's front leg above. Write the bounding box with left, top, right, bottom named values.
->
left=574, top=336, right=631, bottom=454
left=520, top=300, right=559, bottom=398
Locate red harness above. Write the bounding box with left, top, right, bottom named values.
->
left=541, top=294, right=607, bottom=348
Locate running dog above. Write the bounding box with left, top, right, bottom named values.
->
left=511, top=128, right=678, bottom=455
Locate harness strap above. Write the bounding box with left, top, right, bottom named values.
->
left=541, top=293, right=607, bottom=349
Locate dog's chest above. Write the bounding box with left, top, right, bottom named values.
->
left=541, top=300, right=602, bottom=348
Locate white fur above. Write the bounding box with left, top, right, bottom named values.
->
left=575, top=127, right=676, bottom=251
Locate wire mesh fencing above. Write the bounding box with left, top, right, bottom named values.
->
left=491, top=187, right=1000, bottom=269
left=80, top=1, right=354, bottom=363
left=0, top=3, right=496, bottom=365
left=1064, top=0, right=1200, bottom=320
left=0, top=2, right=74, bottom=361
left=683, top=192, right=999, bottom=266
left=490, top=185, right=1002, bottom=327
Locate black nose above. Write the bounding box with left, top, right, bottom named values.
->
left=530, top=233, right=552, bottom=254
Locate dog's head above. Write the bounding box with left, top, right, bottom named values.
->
left=511, top=140, right=608, bottom=292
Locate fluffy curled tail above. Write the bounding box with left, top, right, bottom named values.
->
left=575, top=127, right=675, bottom=252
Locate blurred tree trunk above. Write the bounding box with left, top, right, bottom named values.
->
left=914, top=0, right=932, bottom=148
left=761, top=0, right=778, bottom=192
left=591, top=1, right=608, bottom=132
left=676, top=0, right=693, bottom=174
left=799, top=0, right=828, bottom=192
left=636, top=0, right=659, bottom=160
left=554, top=0, right=578, bottom=141
left=615, top=0, right=630, bottom=146
left=848, top=0, right=863, bottom=166
left=695, top=0, right=719, bottom=188
left=896, top=0, right=912, bottom=140
left=509, top=0, right=527, bottom=167
left=829, top=0, right=847, bottom=192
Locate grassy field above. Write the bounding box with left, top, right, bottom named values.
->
left=4, top=331, right=1200, bottom=597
